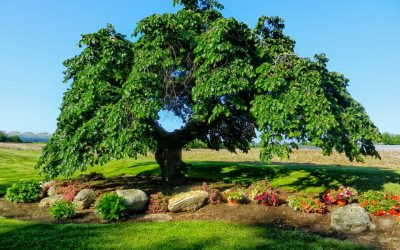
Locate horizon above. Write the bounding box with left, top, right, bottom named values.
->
left=1, top=0, right=399, bottom=134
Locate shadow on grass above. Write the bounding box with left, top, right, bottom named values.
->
left=185, top=161, right=400, bottom=194
left=0, top=219, right=371, bottom=249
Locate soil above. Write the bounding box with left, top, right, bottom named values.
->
left=1, top=175, right=400, bottom=249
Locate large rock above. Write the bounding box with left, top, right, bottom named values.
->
left=39, top=195, right=64, bottom=207
left=73, top=189, right=96, bottom=209
left=116, top=189, right=148, bottom=211
left=331, top=204, right=373, bottom=233
left=168, top=190, right=208, bottom=212
left=47, top=186, right=57, bottom=197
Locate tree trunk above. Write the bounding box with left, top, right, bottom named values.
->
left=155, top=140, right=185, bottom=184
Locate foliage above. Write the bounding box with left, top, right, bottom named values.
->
left=37, top=0, right=381, bottom=182
left=95, top=193, right=128, bottom=221
left=287, top=196, right=328, bottom=214
left=49, top=200, right=76, bottom=220
left=147, top=192, right=169, bottom=214
left=185, top=139, right=208, bottom=149
left=222, top=188, right=247, bottom=203
left=7, top=135, right=22, bottom=143
left=54, top=182, right=90, bottom=202
left=247, top=179, right=283, bottom=206
left=321, top=186, right=358, bottom=205
left=359, top=190, right=400, bottom=215
left=381, top=132, right=400, bottom=145
left=191, top=182, right=223, bottom=204
left=0, top=133, right=22, bottom=143
left=208, top=188, right=223, bottom=205
left=0, top=131, right=7, bottom=142
left=5, top=179, right=42, bottom=203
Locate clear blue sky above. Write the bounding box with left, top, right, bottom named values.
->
left=0, top=0, right=399, bottom=134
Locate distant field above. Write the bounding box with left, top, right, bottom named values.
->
left=1, top=144, right=400, bottom=197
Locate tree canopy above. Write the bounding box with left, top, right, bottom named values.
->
left=37, top=0, right=381, bottom=182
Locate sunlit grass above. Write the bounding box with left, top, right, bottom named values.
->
left=1, top=147, right=400, bottom=197
left=0, top=217, right=369, bottom=250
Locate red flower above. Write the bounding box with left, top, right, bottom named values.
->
left=388, top=209, right=398, bottom=215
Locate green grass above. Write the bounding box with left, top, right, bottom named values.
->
left=0, top=217, right=369, bottom=250
left=1, top=148, right=400, bottom=197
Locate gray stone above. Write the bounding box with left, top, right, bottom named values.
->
left=168, top=190, right=208, bottom=212
left=39, top=195, right=64, bottom=207
left=141, top=214, right=172, bottom=222
left=73, top=189, right=97, bottom=209
left=116, top=189, right=148, bottom=211
left=47, top=186, right=57, bottom=197
left=331, top=204, right=373, bottom=233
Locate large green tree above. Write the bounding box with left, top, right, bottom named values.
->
left=37, top=0, right=380, bottom=182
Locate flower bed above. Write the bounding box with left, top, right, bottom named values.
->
left=359, top=190, right=400, bottom=216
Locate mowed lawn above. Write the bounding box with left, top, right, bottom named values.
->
left=1, top=146, right=399, bottom=249
left=0, top=218, right=369, bottom=250
left=1, top=147, right=400, bottom=196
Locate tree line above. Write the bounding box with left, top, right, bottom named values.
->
left=0, top=132, right=22, bottom=143
left=381, top=132, right=400, bottom=145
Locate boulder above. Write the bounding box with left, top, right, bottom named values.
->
left=73, top=189, right=97, bottom=209
left=39, top=195, right=64, bottom=207
left=168, top=190, right=208, bottom=212
left=331, top=204, right=373, bottom=233
left=47, top=186, right=57, bottom=197
left=116, top=189, right=148, bottom=211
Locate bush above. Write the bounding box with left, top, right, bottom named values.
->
left=359, top=190, right=400, bottom=215
left=247, top=180, right=284, bottom=206
left=8, top=135, right=22, bottom=143
left=95, top=193, right=128, bottom=221
left=222, top=188, right=248, bottom=203
left=50, top=200, right=76, bottom=220
left=147, top=192, right=169, bottom=214
left=5, top=179, right=42, bottom=203
left=321, top=186, right=358, bottom=205
left=287, top=196, right=328, bottom=214
left=209, top=188, right=223, bottom=205
left=55, top=182, right=90, bottom=201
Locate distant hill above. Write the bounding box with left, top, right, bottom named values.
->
left=2, top=131, right=52, bottom=143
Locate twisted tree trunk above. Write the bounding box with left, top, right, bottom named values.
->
left=155, top=137, right=185, bottom=184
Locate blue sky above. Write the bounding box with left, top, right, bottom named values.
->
left=0, top=0, right=399, bottom=134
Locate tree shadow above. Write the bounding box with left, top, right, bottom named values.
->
left=185, top=161, right=400, bottom=194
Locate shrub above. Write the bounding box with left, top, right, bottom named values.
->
left=5, top=179, right=42, bottom=203
left=55, top=182, right=90, bottom=201
left=222, top=188, right=248, bottom=203
left=248, top=180, right=284, bottom=206
left=50, top=200, right=76, bottom=220
left=288, top=196, right=328, bottom=214
left=209, top=188, right=223, bottom=205
left=321, top=186, right=358, bottom=205
left=359, top=190, right=400, bottom=215
left=95, top=193, right=128, bottom=221
left=191, top=183, right=223, bottom=205
left=147, top=192, right=169, bottom=214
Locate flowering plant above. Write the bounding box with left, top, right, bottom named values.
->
left=55, top=182, right=90, bottom=202
left=321, top=186, right=358, bottom=205
left=147, top=192, right=169, bottom=214
left=359, top=190, right=400, bottom=216
left=222, top=188, right=247, bottom=203
left=191, top=183, right=223, bottom=205
left=288, top=195, right=328, bottom=214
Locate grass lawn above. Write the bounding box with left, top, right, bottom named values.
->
left=1, top=147, right=400, bottom=196
left=0, top=217, right=369, bottom=250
